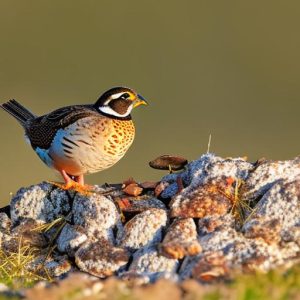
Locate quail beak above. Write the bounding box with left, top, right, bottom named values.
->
left=133, top=94, right=148, bottom=108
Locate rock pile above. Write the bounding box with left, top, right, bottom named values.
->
left=1, top=153, right=300, bottom=285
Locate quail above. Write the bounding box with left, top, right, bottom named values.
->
left=1, top=87, right=147, bottom=191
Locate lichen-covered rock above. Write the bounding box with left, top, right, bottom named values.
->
left=187, top=154, right=253, bottom=187
left=125, top=246, right=179, bottom=282
left=0, top=212, right=11, bottom=234
left=159, top=218, right=201, bottom=259
left=242, top=157, right=300, bottom=201
left=3, top=153, right=300, bottom=286
left=154, top=181, right=171, bottom=197
left=281, top=225, right=300, bottom=245
left=123, top=183, right=143, bottom=197
left=0, top=219, right=48, bottom=252
left=119, top=271, right=151, bottom=285
left=242, top=178, right=300, bottom=244
left=243, top=218, right=282, bottom=244
left=193, top=217, right=300, bottom=275
left=75, top=239, right=129, bottom=278
left=43, top=255, right=73, bottom=278
left=25, top=272, right=103, bottom=300
left=57, top=224, right=88, bottom=257
left=160, top=153, right=253, bottom=199
left=116, top=197, right=166, bottom=214
left=11, top=219, right=48, bottom=248
left=117, top=208, right=167, bottom=251
left=28, top=253, right=72, bottom=278
left=198, top=214, right=235, bottom=236
left=0, top=231, right=16, bottom=251
left=10, top=182, right=71, bottom=225
left=191, top=251, right=229, bottom=282
left=170, top=179, right=233, bottom=218
left=73, top=193, right=120, bottom=242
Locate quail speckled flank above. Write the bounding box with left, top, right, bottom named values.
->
left=1, top=87, right=147, bottom=191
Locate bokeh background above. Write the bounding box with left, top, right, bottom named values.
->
left=0, top=1, right=300, bottom=206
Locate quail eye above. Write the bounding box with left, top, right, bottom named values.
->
left=120, top=93, right=130, bottom=100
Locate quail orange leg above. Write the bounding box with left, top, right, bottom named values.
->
left=49, top=170, right=94, bottom=194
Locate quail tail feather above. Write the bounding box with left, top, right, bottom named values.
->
left=0, top=99, right=36, bottom=126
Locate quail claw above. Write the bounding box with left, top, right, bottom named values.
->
left=47, top=180, right=95, bottom=195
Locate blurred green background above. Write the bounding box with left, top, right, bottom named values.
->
left=0, top=1, right=300, bottom=206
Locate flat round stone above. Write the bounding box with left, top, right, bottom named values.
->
left=149, top=155, right=188, bottom=171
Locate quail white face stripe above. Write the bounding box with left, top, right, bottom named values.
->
left=98, top=105, right=133, bottom=117
left=109, top=92, right=127, bottom=100
left=103, top=92, right=128, bottom=105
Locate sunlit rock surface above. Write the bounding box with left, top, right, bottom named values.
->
left=2, top=153, right=300, bottom=287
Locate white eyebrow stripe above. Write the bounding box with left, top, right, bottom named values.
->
left=99, top=105, right=132, bottom=117
left=110, top=92, right=127, bottom=100
left=103, top=92, right=127, bottom=105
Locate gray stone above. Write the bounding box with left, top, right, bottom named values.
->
left=242, top=178, right=300, bottom=244
left=73, top=192, right=120, bottom=243
left=242, top=157, right=300, bottom=201
left=75, top=239, right=129, bottom=278
left=57, top=223, right=88, bottom=257
left=10, top=182, right=71, bottom=225
left=159, top=218, right=201, bottom=259
left=127, top=246, right=179, bottom=282
left=117, top=208, right=167, bottom=251
left=0, top=212, right=11, bottom=234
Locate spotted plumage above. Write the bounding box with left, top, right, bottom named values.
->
left=1, top=87, right=147, bottom=189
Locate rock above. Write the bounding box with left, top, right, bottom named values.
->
left=159, top=218, right=202, bottom=259
left=281, top=225, right=300, bottom=244
left=119, top=271, right=151, bottom=285
left=198, top=214, right=235, bottom=236
left=133, top=279, right=182, bottom=300
left=0, top=219, right=48, bottom=252
left=43, top=255, right=72, bottom=278
left=0, top=231, right=17, bottom=252
left=186, top=154, right=252, bottom=187
left=117, top=208, right=167, bottom=251
left=149, top=155, right=188, bottom=171
left=57, top=224, right=88, bottom=257
left=154, top=181, right=170, bottom=197
left=192, top=251, right=229, bottom=282
left=126, top=246, right=179, bottom=282
left=123, top=183, right=143, bottom=197
left=75, top=239, right=129, bottom=278
left=116, top=197, right=166, bottom=215
left=11, top=219, right=48, bottom=248
left=170, top=178, right=234, bottom=218
left=10, top=182, right=71, bottom=225
left=73, top=193, right=120, bottom=242
left=140, top=181, right=159, bottom=189
left=242, top=157, right=300, bottom=201
left=28, top=253, right=72, bottom=278
left=160, top=153, right=253, bottom=199
left=25, top=272, right=103, bottom=300
left=0, top=212, right=11, bottom=234
left=160, top=182, right=180, bottom=199
left=3, top=152, right=300, bottom=286
left=242, top=178, right=300, bottom=244
left=243, top=218, right=282, bottom=244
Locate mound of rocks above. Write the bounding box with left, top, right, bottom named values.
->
left=1, top=153, right=300, bottom=285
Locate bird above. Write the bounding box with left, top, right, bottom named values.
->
left=1, top=87, right=147, bottom=192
